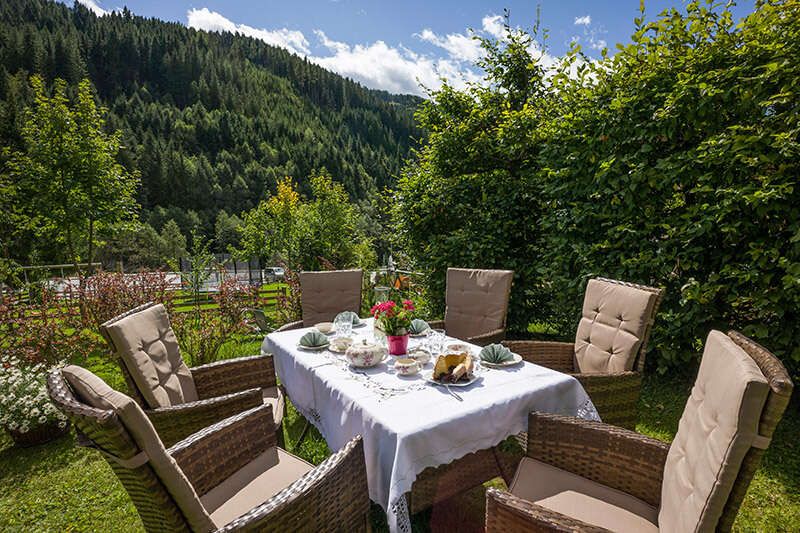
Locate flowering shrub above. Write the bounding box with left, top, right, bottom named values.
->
left=171, top=275, right=257, bottom=366
left=75, top=270, right=175, bottom=329
left=275, top=262, right=302, bottom=325
left=370, top=300, right=416, bottom=336
left=0, top=356, right=68, bottom=433
left=0, top=287, right=90, bottom=367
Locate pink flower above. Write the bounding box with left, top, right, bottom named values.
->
left=402, top=299, right=415, bottom=311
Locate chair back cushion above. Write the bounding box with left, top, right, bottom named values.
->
left=299, top=269, right=362, bottom=326
left=574, top=279, right=659, bottom=373
left=658, top=331, right=770, bottom=532
left=61, top=365, right=214, bottom=532
left=103, top=303, right=198, bottom=408
left=444, top=268, right=514, bottom=340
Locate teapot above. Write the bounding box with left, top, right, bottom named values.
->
left=345, top=339, right=387, bottom=368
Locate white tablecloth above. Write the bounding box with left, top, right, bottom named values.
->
left=262, top=319, right=599, bottom=533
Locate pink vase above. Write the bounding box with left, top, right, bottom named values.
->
left=387, top=334, right=409, bottom=356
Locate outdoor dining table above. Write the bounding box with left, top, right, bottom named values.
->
left=261, top=318, right=600, bottom=533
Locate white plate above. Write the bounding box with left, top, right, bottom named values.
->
left=479, top=352, right=523, bottom=368
left=409, top=330, right=429, bottom=338
left=422, top=370, right=481, bottom=387
left=296, top=342, right=330, bottom=351
left=328, top=344, right=349, bottom=354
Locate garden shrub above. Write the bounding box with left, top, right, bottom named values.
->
left=396, top=0, right=800, bottom=377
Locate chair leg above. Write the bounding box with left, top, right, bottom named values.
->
left=294, top=419, right=310, bottom=449
left=276, top=426, right=286, bottom=449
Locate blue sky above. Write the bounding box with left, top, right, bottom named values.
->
left=70, top=0, right=756, bottom=95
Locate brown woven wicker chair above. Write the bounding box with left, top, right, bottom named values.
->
left=99, top=302, right=285, bottom=447
left=275, top=269, right=363, bottom=332
left=428, top=267, right=514, bottom=347
left=486, top=330, right=793, bottom=532
left=503, top=277, right=664, bottom=429
left=47, top=366, right=371, bottom=533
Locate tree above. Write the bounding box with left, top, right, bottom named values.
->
left=160, top=219, right=188, bottom=264
left=237, top=173, right=375, bottom=270
left=214, top=210, right=243, bottom=253
left=5, top=76, right=139, bottom=268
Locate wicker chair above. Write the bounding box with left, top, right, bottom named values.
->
left=428, top=268, right=514, bottom=347
left=275, top=269, right=363, bottom=332
left=503, top=277, right=664, bottom=429
left=99, top=302, right=285, bottom=447
left=47, top=366, right=371, bottom=533
left=485, top=330, right=793, bottom=532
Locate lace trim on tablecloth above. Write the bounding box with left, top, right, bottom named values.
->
left=577, top=397, right=601, bottom=421
left=389, top=495, right=412, bottom=533
left=315, top=350, right=431, bottom=400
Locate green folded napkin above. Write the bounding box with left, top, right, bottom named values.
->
left=300, top=330, right=329, bottom=347
left=408, top=318, right=430, bottom=335
left=335, top=310, right=362, bottom=326
left=480, top=343, right=514, bottom=364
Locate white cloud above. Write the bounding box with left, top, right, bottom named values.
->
left=482, top=15, right=506, bottom=39
left=591, top=39, right=607, bottom=50
left=187, top=8, right=310, bottom=56
left=574, top=15, right=591, bottom=26
left=311, top=32, right=481, bottom=95
left=416, top=28, right=482, bottom=63
left=77, top=0, right=109, bottom=16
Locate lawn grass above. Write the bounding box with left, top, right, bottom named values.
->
left=1, top=339, right=797, bottom=532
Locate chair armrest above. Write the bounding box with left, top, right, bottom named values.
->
left=502, top=341, right=576, bottom=373
left=427, top=319, right=445, bottom=330
left=526, top=412, right=669, bottom=508
left=220, top=436, right=370, bottom=532
left=147, top=388, right=263, bottom=447
left=168, top=405, right=276, bottom=497
left=191, top=355, right=277, bottom=399
left=274, top=320, right=304, bottom=332
left=467, top=328, right=506, bottom=347
left=485, top=487, right=609, bottom=532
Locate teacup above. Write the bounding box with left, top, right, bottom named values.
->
left=314, top=322, right=335, bottom=334
left=445, top=342, right=472, bottom=354
left=406, top=347, right=431, bottom=365
left=394, top=357, right=421, bottom=376
left=330, top=336, right=353, bottom=352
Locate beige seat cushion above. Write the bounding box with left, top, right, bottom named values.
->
left=62, top=365, right=214, bottom=533
left=203, top=447, right=314, bottom=527
left=659, top=330, right=769, bottom=532
left=263, top=386, right=285, bottom=425
left=510, top=457, right=658, bottom=532
left=300, top=269, right=362, bottom=326
left=444, top=268, right=513, bottom=340
left=574, top=279, right=659, bottom=373
left=104, top=304, right=198, bottom=408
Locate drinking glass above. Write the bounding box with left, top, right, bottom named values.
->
left=427, top=328, right=446, bottom=356
left=334, top=314, right=353, bottom=339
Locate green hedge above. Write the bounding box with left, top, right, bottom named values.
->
left=396, top=1, right=800, bottom=377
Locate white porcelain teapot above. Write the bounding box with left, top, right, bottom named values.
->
left=345, top=339, right=387, bottom=367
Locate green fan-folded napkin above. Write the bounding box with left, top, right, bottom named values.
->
left=408, top=319, right=430, bottom=335
left=335, top=311, right=362, bottom=326
left=480, top=343, right=514, bottom=364
left=300, top=330, right=329, bottom=347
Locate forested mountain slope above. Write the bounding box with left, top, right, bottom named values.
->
left=0, top=0, right=422, bottom=236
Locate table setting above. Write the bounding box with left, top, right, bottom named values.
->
left=261, top=302, right=600, bottom=532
